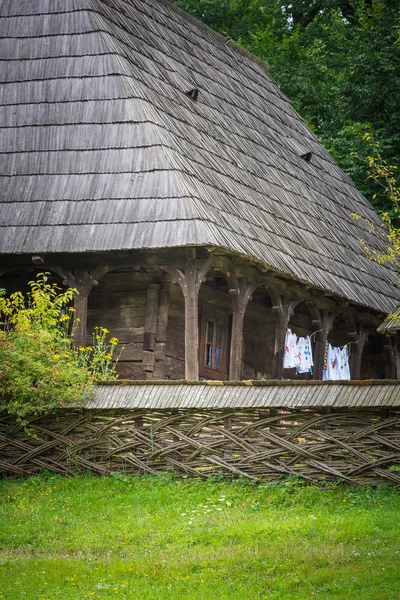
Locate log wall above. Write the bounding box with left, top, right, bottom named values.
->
left=88, top=270, right=171, bottom=380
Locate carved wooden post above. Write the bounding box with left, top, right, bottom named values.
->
left=227, top=275, right=258, bottom=381
left=384, top=336, right=397, bottom=379
left=54, top=266, right=109, bottom=347
left=309, top=308, right=337, bottom=380
left=396, top=338, right=400, bottom=381
left=269, top=291, right=300, bottom=380
left=350, top=324, right=368, bottom=380
left=163, top=256, right=213, bottom=380
left=153, top=283, right=169, bottom=380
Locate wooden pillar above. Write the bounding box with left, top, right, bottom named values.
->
left=396, top=338, right=400, bottom=381
left=269, top=291, right=300, bottom=380
left=350, top=324, right=368, bottom=380
left=142, top=284, right=160, bottom=378
left=55, top=266, right=109, bottom=347
left=163, top=255, right=213, bottom=380
left=384, top=336, right=397, bottom=379
left=310, top=309, right=337, bottom=380
left=227, top=275, right=258, bottom=381
left=153, top=283, right=169, bottom=380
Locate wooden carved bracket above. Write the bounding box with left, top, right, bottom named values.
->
left=270, top=289, right=301, bottom=328
left=269, top=289, right=301, bottom=379
left=227, top=274, right=259, bottom=315
left=162, top=255, right=214, bottom=298
left=52, top=265, right=110, bottom=347
left=54, top=265, right=110, bottom=296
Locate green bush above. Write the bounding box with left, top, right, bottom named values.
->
left=0, top=273, right=121, bottom=422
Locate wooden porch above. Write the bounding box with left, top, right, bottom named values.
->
left=1, top=248, right=397, bottom=383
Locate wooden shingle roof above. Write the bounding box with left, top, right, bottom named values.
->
left=0, top=0, right=398, bottom=313
left=377, top=306, right=400, bottom=334
left=87, top=380, right=400, bottom=410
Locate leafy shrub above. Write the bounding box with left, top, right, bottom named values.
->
left=0, top=273, right=121, bottom=422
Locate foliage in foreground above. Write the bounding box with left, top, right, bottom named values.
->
left=0, top=474, right=399, bottom=599
left=0, top=273, right=120, bottom=422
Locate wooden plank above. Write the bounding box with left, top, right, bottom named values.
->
left=115, top=362, right=144, bottom=379
left=166, top=337, right=185, bottom=360
left=165, top=356, right=185, bottom=380
left=142, top=350, right=155, bottom=373
left=117, top=343, right=144, bottom=362
left=156, top=284, right=169, bottom=344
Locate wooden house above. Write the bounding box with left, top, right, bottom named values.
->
left=1, top=0, right=399, bottom=381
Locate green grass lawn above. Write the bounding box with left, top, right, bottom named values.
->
left=0, top=474, right=399, bottom=599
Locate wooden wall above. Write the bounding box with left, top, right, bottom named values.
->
left=88, top=270, right=169, bottom=380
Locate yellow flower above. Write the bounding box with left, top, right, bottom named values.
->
left=63, top=353, right=69, bottom=358
left=78, top=346, right=85, bottom=352
left=53, top=354, right=60, bottom=359
left=68, top=307, right=75, bottom=312
left=105, top=354, right=112, bottom=360
left=109, top=337, right=118, bottom=346
left=101, top=327, right=109, bottom=334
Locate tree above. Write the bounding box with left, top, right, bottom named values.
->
left=354, top=136, right=400, bottom=267
left=173, top=0, right=400, bottom=213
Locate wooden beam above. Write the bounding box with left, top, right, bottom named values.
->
left=143, top=284, right=160, bottom=378
left=228, top=275, right=259, bottom=381
left=54, top=265, right=109, bottom=347
left=396, top=338, right=400, bottom=381
left=163, top=256, right=213, bottom=380
left=384, top=336, right=397, bottom=380
left=308, top=308, right=338, bottom=380
left=350, top=323, right=369, bottom=380
left=269, top=290, right=301, bottom=379
left=153, top=284, right=169, bottom=379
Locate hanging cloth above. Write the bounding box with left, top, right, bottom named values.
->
left=295, top=336, right=314, bottom=374
left=323, top=344, right=350, bottom=380
left=323, top=343, right=340, bottom=380
left=338, top=345, right=351, bottom=380
left=283, top=329, right=297, bottom=369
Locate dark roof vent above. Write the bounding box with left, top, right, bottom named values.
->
left=163, top=71, right=199, bottom=100
left=301, top=151, right=312, bottom=163
left=186, top=87, right=199, bottom=100
left=285, top=137, right=313, bottom=163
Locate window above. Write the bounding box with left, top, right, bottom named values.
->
left=199, top=307, right=229, bottom=380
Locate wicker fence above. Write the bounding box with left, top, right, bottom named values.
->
left=2, top=406, right=400, bottom=484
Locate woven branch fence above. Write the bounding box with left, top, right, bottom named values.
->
left=1, top=408, right=400, bottom=484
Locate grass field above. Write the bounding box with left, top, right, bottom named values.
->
left=0, top=473, right=399, bottom=599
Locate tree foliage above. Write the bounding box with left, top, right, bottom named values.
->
left=0, top=273, right=121, bottom=422
left=173, top=0, right=400, bottom=213
left=353, top=136, right=400, bottom=270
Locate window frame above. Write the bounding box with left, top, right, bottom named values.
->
left=199, top=306, right=229, bottom=380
